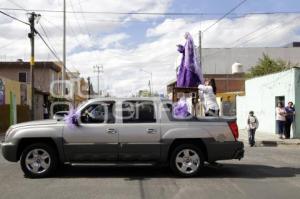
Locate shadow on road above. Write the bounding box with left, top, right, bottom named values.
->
left=52, top=163, right=300, bottom=180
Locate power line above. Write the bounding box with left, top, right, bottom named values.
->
left=0, top=10, right=29, bottom=25
left=0, top=9, right=78, bottom=78
left=77, top=0, right=92, bottom=37
left=0, top=7, right=229, bottom=15
left=230, top=23, right=271, bottom=46
left=203, top=0, right=248, bottom=32
left=39, top=16, right=84, bottom=74
left=6, top=0, right=27, bottom=11
left=236, top=14, right=300, bottom=47
left=67, top=18, right=85, bottom=46
left=202, top=14, right=300, bottom=58
left=238, top=24, right=283, bottom=47
left=42, top=17, right=63, bottom=30
left=36, top=36, right=77, bottom=77
left=38, top=21, right=59, bottom=56
left=2, top=7, right=284, bottom=16
left=2, top=7, right=300, bottom=16
left=35, top=29, right=62, bottom=63
left=69, top=0, right=87, bottom=38
left=0, top=39, right=20, bottom=50
left=36, top=24, right=80, bottom=78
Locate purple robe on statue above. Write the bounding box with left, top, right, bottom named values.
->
left=176, top=32, right=204, bottom=87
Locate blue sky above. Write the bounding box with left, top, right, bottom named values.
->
left=102, top=0, right=300, bottom=49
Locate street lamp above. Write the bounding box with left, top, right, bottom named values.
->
left=140, top=68, right=153, bottom=96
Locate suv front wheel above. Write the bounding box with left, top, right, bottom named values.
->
left=20, top=143, right=58, bottom=178
left=170, top=144, right=204, bottom=177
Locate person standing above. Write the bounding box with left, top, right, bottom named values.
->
left=276, top=102, right=286, bottom=139
left=43, top=104, right=49, bottom=119
left=285, top=101, right=295, bottom=139
left=247, top=111, right=259, bottom=147
left=198, top=79, right=219, bottom=116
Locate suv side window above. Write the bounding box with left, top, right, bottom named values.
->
left=81, top=101, right=115, bottom=124
left=122, top=100, right=156, bottom=123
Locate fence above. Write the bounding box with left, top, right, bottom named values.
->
left=0, top=104, right=30, bottom=131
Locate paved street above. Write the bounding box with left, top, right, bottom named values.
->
left=0, top=145, right=300, bottom=199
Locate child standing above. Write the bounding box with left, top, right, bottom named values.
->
left=247, top=111, right=259, bottom=147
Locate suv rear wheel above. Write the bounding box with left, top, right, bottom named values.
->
left=20, top=143, right=58, bottom=178
left=170, top=144, right=204, bottom=177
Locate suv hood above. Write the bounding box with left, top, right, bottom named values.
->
left=10, top=119, right=58, bottom=129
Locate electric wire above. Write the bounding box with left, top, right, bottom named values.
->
left=4, top=7, right=300, bottom=16
left=203, top=0, right=248, bottom=32
left=38, top=21, right=59, bottom=56
left=0, top=10, right=29, bottom=25
left=77, top=0, right=92, bottom=37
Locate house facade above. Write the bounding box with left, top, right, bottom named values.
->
left=0, top=61, right=61, bottom=120
left=236, top=68, right=300, bottom=138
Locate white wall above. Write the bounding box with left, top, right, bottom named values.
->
left=236, top=96, right=247, bottom=129
left=236, top=68, right=299, bottom=137
left=293, top=69, right=300, bottom=138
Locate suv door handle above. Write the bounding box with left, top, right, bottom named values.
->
left=146, top=128, right=157, bottom=134
left=106, top=128, right=117, bottom=134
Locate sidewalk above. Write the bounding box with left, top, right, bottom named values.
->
left=239, top=129, right=300, bottom=147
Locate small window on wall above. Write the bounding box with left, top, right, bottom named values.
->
left=19, top=72, right=27, bottom=83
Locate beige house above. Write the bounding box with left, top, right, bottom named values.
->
left=0, top=61, right=61, bottom=120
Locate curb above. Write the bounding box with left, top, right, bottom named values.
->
left=240, top=139, right=300, bottom=147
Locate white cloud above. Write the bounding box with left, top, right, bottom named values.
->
left=1, top=0, right=300, bottom=97
left=0, top=0, right=172, bottom=60
left=146, top=18, right=188, bottom=37
left=100, top=33, right=130, bottom=48
left=68, top=14, right=300, bottom=97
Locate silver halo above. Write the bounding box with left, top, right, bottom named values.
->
left=25, top=149, right=51, bottom=174
left=175, top=149, right=200, bottom=174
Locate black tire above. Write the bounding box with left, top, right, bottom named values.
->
left=20, top=143, right=58, bottom=178
left=170, top=144, right=204, bottom=177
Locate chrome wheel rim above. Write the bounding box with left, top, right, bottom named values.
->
left=25, top=149, right=51, bottom=174
left=175, top=149, right=200, bottom=174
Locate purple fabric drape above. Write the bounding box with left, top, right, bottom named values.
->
left=176, top=32, right=204, bottom=87
left=64, top=108, right=79, bottom=129
left=173, top=98, right=190, bottom=118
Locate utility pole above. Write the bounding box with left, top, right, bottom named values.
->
left=28, top=12, right=40, bottom=120
left=93, top=65, right=103, bottom=97
left=198, top=30, right=202, bottom=72
left=140, top=68, right=152, bottom=96
left=198, top=30, right=202, bottom=117
left=87, top=77, right=91, bottom=99
left=62, top=0, right=66, bottom=98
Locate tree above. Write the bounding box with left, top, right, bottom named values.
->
left=246, top=53, right=298, bottom=78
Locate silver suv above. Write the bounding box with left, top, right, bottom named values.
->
left=1, top=98, right=244, bottom=178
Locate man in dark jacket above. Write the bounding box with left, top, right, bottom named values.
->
left=285, top=101, right=295, bottom=139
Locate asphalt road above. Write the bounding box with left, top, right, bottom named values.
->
left=0, top=145, right=300, bottom=199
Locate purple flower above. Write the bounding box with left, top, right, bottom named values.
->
left=173, top=98, right=190, bottom=119
left=64, top=108, right=80, bottom=128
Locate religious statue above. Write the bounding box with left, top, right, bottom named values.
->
left=176, top=32, right=204, bottom=87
